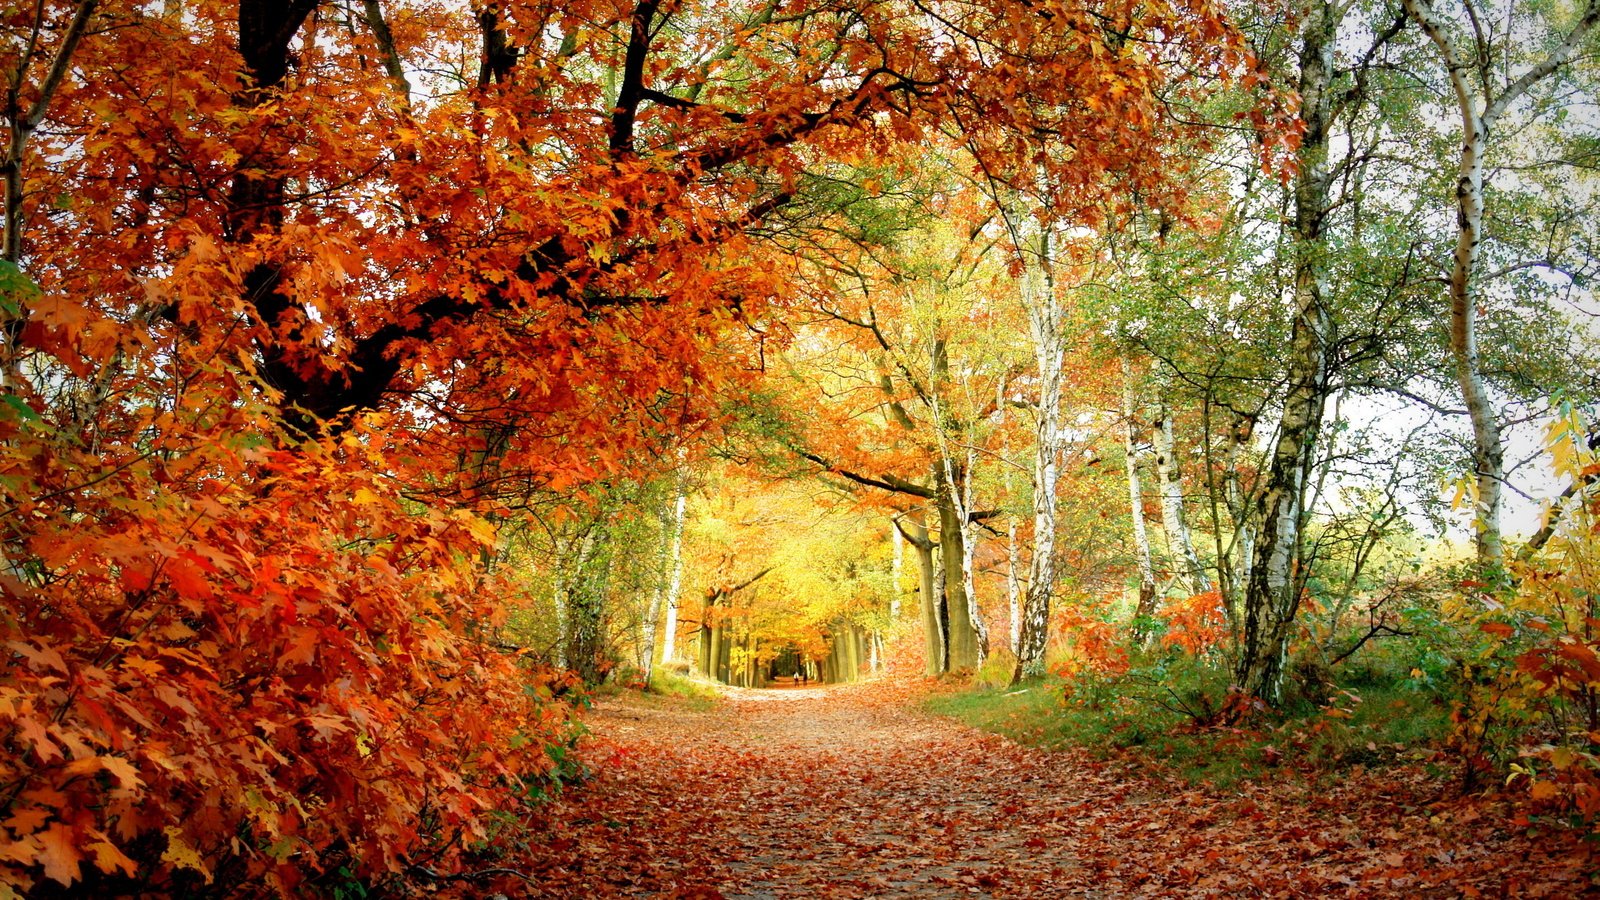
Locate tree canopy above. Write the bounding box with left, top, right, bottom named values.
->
left=3, top=0, right=1599, bottom=894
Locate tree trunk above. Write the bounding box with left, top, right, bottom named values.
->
left=640, top=498, right=672, bottom=681
left=1, top=0, right=100, bottom=381
left=1122, top=356, right=1159, bottom=640
left=1234, top=0, right=1337, bottom=705
left=658, top=491, right=689, bottom=669
left=1435, top=61, right=1505, bottom=567
left=939, top=478, right=980, bottom=671
left=899, top=515, right=945, bottom=674
left=1152, top=392, right=1211, bottom=595
left=698, top=594, right=718, bottom=678
left=932, top=518, right=951, bottom=668
left=1014, top=216, right=1064, bottom=682
left=1007, top=515, right=1022, bottom=654
left=994, top=375, right=1024, bottom=655
left=1222, top=410, right=1255, bottom=629
left=565, top=525, right=612, bottom=684
left=961, top=445, right=989, bottom=665
left=891, top=520, right=904, bottom=621
left=551, top=589, right=568, bottom=669
left=1402, top=0, right=1600, bottom=566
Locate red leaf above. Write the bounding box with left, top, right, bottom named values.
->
left=1480, top=622, right=1514, bottom=638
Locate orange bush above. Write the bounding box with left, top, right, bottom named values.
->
left=1159, top=590, right=1230, bottom=656
left=0, top=411, right=579, bottom=893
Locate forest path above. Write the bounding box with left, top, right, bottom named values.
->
left=516, top=681, right=1593, bottom=898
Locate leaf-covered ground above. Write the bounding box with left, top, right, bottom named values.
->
left=509, top=682, right=1596, bottom=898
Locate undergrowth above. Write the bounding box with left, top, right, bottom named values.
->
left=643, top=667, right=723, bottom=710
left=926, top=653, right=1453, bottom=789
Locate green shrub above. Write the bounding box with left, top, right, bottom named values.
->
left=647, top=667, right=722, bottom=709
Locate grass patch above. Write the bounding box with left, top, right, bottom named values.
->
left=645, top=667, right=722, bottom=710
left=925, top=659, right=1453, bottom=789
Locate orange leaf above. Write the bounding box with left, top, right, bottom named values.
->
left=87, top=838, right=137, bottom=877
left=1480, top=622, right=1514, bottom=638
left=36, top=822, right=83, bottom=886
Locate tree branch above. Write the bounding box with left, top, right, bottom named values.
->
left=796, top=449, right=935, bottom=499
left=611, top=0, right=661, bottom=155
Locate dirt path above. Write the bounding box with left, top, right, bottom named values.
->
left=515, top=682, right=1594, bottom=898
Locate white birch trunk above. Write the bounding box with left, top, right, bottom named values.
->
left=961, top=444, right=988, bottom=665
left=1007, top=515, right=1022, bottom=655
left=1152, top=395, right=1212, bottom=595
left=641, top=488, right=687, bottom=681
left=1402, top=0, right=1599, bottom=566
left=659, top=491, right=688, bottom=663
left=641, top=580, right=663, bottom=679
left=1121, top=356, right=1158, bottom=635
left=1236, top=0, right=1338, bottom=703
left=1013, top=210, right=1065, bottom=681
left=998, top=374, right=1022, bottom=655
left=551, top=585, right=568, bottom=669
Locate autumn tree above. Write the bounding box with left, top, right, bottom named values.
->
left=1, top=0, right=1265, bottom=890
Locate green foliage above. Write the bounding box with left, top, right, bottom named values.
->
left=329, top=867, right=370, bottom=900
left=929, top=652, right=1453, bottom=789
left=646, top=667, right=723, bottom=711
left=973, top=650, right=1019, bottom=691
left=0, top=258, right=40, bottom=316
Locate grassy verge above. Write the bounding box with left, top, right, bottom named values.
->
left=925, top=663, right=1452, bottom=789
left=644, top=667, right=722, bottom=710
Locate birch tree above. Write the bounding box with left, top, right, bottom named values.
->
left=990, top=199, right=1072, bottom=682
left=1233, top=0, right=1344, bottom=703
left=644, top=488, right=689, bottom=681
left=1151, top=383, right=1212, bottom=596
left=1402, top=0, right=1600, bottom=566
left=1122, top=355, right=1160, bottom=637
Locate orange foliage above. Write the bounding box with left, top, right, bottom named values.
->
left=1049, top=596, right=1130, bottom=679
left=1160, top=590, right=1231, bottom=655
left=0, top=406, right=581, bottom=892
left=0, top=0, right=1267, bottom=891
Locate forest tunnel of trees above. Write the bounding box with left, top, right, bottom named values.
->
left=2, top=0, right=1599, bottom=893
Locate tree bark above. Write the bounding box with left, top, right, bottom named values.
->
left=642, top=488, right=688, bottom=681
left=1122, top=356, right=1159, bottom=640
left=1212, top=406, right=1256, bottom=629
left=891, top=520, right=904, bottom=622
left=1007, top=514, right=1023, bottom=654
left=939, top=477, right=980, bottom=671
left=1234, top=0, right=1338, bottom=705
left=1013, top=208, right=1065, bottom=682
left=697, top=567, right=771, bottom=684
left=960, top=445, right=989, bottom=666
left=657, top=491, right=690, bottom=672
left=564, top=521, right=612, bottom=684
left=1152, top=391, right=1212, bottom=595
left=897, top=515, right=945, bottom=674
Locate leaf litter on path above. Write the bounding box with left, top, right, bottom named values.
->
left=509, top=681, right=1596, bottom=898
